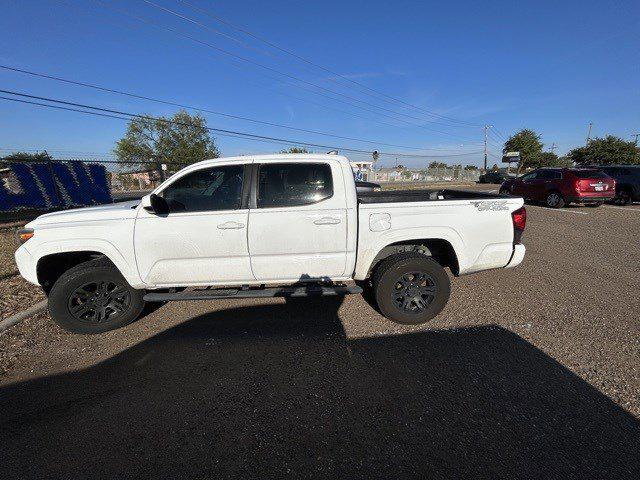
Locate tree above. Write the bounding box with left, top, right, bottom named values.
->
left=114, top=111, right=220, bottom=171
left=503, top=129, right=544, bottom=172
left=280, top=147, right=310, bottom=154
left=568, top=136, right=640, bottom=166
left=1, top=151, right=52, bottom=162
left=0, top=151, right=52, bottom=168
left=463, top=165, right=479, bottom=170
left=428, top=161, right=447, bottom=169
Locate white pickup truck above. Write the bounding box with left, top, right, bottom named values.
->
left=15, top=154, right=526, bottom=334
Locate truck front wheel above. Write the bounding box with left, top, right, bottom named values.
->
left=372, top=252, right=450, bottom=325
left=48, top=258, right=145, bottom=334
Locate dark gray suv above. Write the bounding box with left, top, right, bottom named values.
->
left=597, top=165, right=640, bottom=205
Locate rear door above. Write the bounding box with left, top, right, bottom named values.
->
left=247, top=160, right=348, bottom=282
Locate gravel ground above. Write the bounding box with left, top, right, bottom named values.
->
left=0, top=189, right=639, bottom=478
left=0, top=227, right=20, bottom=277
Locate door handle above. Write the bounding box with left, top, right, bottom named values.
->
left=314, top=217, right=341, bottom=225
left=217, top=221, right=245, bottom=229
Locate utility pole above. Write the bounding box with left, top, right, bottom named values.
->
left=483, top=125, right=492, bottom=172
left=586, top=122, right=593, bottom=145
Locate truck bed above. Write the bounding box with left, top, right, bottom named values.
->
left=357, top=189, right=507, bottom=204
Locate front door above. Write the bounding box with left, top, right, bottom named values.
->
left=513, top=171, right=538, bottom=198
left=134, top=162, right=254, bottom=287
left=247, top=161, right=348, bottom=282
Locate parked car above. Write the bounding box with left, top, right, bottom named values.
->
left=499, top=168, right=615, bottom=208
left=594, top=165, right=640, bottom=205
left=479, top=171, right=513, bottom=184
left=15, top=154, right=526, bottom=334
left=355, top=180, right=381, bottom=192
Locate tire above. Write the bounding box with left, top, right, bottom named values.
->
left=372, top=252, right=450, bottom=325
left=585, top=202, right=603, bottom=208
left=614, top=190, right=632, bottom=206
left=545, top=191, right=565, bottom=208
left=48, top=257, right=145, bottom=334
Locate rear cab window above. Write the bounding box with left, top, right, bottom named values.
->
left=257, top=162, right=333, bottom=208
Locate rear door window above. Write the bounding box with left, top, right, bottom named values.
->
left=572, top=170, right=608, bottom=179
left=257, top=163, right=333, bottom=208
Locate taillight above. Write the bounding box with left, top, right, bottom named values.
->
left=511, top=207, right=526, bottom=243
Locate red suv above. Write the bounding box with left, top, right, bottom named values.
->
left=499, top=168, right=615, bottom=208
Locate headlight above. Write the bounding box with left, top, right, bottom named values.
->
left=17, top=228, right=34, bottom=244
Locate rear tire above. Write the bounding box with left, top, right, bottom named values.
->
left=545, top=191, right=565, bottom=208
left=48, top=257, right=145, bottom=334
left=372, top=252, right=450, bottom=325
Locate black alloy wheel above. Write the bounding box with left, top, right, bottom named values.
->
left=67, top=280, right=132, bottom=323
left=391, top=272, right=437, bottom=314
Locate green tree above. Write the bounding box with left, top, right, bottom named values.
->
left=463, top=165, right=478, bottom=170
left=503, top=129, right=544, bottom=172
left=428, top=161, right=448, bottom=169
left=0, top=151, right=52, bottom=168
left=114, top=111, right=220, bottom=170
left=280, top=147, right=310, bottom=154
left=568, top=136, right=639, bottom=166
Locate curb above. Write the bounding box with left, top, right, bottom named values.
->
left=0, top=300, right=48, bottom=333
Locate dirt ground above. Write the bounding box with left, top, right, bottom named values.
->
left=1, top=186, right=638, bottom=478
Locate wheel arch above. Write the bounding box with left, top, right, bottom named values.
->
left=35, top=242, right=142, bottom=293
left=359, top=238, right=460, bottom=280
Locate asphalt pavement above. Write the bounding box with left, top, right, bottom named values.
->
left=1, top=186, right=639, bottom=479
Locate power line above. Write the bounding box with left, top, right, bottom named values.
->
left=84, top=0, right=481, bottom=141
left=170, top=0, right=483, bottom=128
left=491, top=126, right=509, bottom=142
left=0, top=64, right=479, bottom=152
left=0, top=90, right=484, bottom=158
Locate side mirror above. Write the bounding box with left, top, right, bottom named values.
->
left=141, top=194, right=169, bottom=215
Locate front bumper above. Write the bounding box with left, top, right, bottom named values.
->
left=14, top=244, right=39, bottom=285
left=505, top=244, right=526, bottom=269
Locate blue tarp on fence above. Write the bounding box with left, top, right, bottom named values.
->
left=0, top=161, right=112, bottom=212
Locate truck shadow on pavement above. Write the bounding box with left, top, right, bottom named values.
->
left=1, top=297, right=638, bottom=479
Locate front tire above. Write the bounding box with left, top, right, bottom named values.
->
left=545, top=191, right=565, bottom=208
left=48, top=258, right=145, bottom=334
left=372, top=252, right=450, bottom=325
left=614, top=190, right=632, bottom=206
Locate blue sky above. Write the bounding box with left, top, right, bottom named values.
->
left=1, top=0, right=638, bottom=167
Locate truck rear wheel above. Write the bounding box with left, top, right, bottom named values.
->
left=48, top=257, right=145, bottom=334
left=372, top=252, right=450, bottom=325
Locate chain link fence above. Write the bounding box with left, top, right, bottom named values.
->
left=367, top=167, right=481, bottom=183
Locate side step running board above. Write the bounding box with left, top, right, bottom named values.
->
left=143, top=284, right=363, bottom=302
